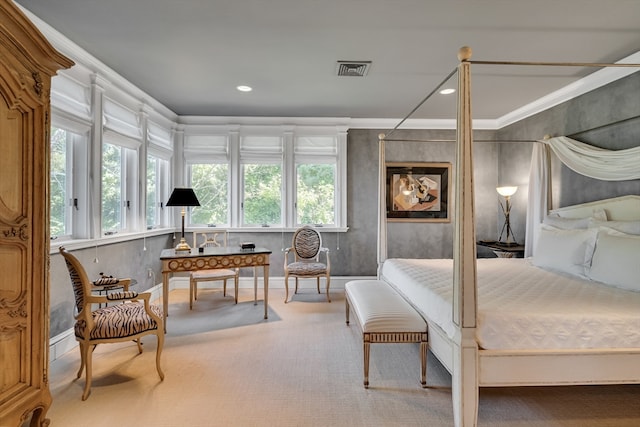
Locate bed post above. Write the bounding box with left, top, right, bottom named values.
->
left=452, top=46, right=479, bottom=427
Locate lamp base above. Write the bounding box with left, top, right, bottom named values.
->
left=174, top=238, right=192, bottom=252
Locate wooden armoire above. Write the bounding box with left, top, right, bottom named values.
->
left=0, top=1, right=73, bottom=426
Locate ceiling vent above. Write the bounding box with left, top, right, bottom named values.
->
left=336, top=61, right=371, bottom=77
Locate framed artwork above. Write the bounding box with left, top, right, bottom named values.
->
left=386, top=162, right=451, bottom=222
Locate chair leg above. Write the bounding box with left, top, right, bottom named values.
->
left=136, top=338, right=143, bottom=354
left=81, top=342, right=93, bottom=400
left=295, top=277, right=299, bottom=294
left=223, top=278, right=227, bottom=297
left=284, top=274, right=289, bottom=303
left=316, top=277, right=320, bottom=294
left=156, top=330, right=165, bottom=381
left=76, top=341, right=85, bottom=379
left=325, top=275, right=331, bottom=302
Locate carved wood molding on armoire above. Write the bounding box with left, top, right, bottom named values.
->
left=0, top=1, right=73, bottom=426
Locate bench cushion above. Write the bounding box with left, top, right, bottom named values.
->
left=345, top=280, right=426, bottom=333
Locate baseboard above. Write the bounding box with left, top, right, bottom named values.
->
left=49, top=328, right=77, bottom=362
left=48, top=276, right=375, bottom=362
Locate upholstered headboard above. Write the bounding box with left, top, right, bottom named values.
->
left=550, top=195, right=640, bottom=221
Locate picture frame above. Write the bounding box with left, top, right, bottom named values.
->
left=386, top=162, right=451, bottom=222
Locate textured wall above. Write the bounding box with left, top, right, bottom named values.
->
left=497, top=71, right=640, bottom=211
left=347, top=128, right=499, bottom=265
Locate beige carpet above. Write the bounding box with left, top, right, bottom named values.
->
left=45, top=288, right=640, bottom=427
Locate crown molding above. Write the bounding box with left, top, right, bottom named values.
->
left=18, top=4, right=178, bottom=122
left=496, top=51, right=640, bottom=129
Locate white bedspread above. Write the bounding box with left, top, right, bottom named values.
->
left=380, top=258, right=640, bottom=350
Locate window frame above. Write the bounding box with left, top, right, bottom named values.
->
left=50, top=110, right=92, bottom=241
left=101, top=134, right=140, bottom=235
left=146, top=153, right=171, bottom=230
left=187, top=161, right=231, bottom=228
left=182, top=126, right=347, bottom=231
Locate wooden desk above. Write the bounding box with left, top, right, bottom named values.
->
left=160, top=247, right=272, bottom=329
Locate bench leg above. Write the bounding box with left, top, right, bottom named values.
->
left=420, top=339, right=428, bottom=388
left=363, top=333, right=370, bottom=389
left=345, top=297, right=350, bottom=325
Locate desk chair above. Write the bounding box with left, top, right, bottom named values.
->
left=190, top=229, right=239, bottom=309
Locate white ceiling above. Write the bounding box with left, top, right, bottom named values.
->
left=16, top=0, right=640, bottom=121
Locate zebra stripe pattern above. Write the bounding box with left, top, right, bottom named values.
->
left=64, top=257, right=85, bottom=314
left=75, top=302, right=162, bottom=340
left=293, top=227, right=321, bottom=259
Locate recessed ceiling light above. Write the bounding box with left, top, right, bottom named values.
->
left=440, top=88, right=456, bottom=95
left=236, top=85, right=252, bottom=92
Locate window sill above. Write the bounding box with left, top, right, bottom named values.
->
left=49, top=228, right=175, bottom=254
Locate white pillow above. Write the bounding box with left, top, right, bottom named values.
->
left=588, top=219, right=640, bottom=235
left=543, top=215, right=591, bottom=229
left=588, top=228, right=640, bottom=292
left=543, top=208, right=607, bottom=230
left=532, top=225, right=598, bottom=277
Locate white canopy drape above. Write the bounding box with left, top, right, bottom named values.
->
left=525, top=135, right=640, bottom=256
left=377, top=135, right=387, bottom=273
left=524, top=143, right=551, bottom=257
left=545, top=136, right=640, bottom=181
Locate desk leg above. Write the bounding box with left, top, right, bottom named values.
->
left=253, top=266, right=258, bottom=305
left=263, top=264, right=269, bottom=319
left=162, top=272, right=169, bottom=332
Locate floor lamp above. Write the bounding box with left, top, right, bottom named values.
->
left=496, top=186, right=518, bottom=245
left=166, top=188, right=200, bottom=252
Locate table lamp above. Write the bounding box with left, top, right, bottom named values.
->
left=496, top=186, right=518, bottom=245
left=166, top=188, right=200, bottom=252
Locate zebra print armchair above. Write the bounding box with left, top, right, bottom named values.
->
left=283, top=225, right=331, bottom=303
left=59, top=246, right=165, bottom=400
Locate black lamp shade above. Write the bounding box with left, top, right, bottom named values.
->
left=166, top=188, right=200, bottom=207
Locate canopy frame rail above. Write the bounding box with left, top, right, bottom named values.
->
left=381, top=138, right=539, bottom=143
left=385, top=59, right=640, bottom=141
left=469, top=60, right=640, bottom=68
left=568, top=114, right=640, bottom=139
left=385, top=67, right=458, bottom=140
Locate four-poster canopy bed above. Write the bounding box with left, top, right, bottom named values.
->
left=376, top=47, right=640, bottom=426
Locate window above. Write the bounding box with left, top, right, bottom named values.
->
left=294, top=135, right=339, bottom=227
left=242, top=163, right=282, bottom=226
left=146, top=154, right=170, bottom=229
left=49, top=71, right=177, bottom=244
left=50, top=127, right=72, bottom=239
left=101, top=139, right=138, bottom=234
left=240, top=135, right=283, bottom=227
left=296, top=163, right=335, bottom=225
left=49, top=118, right=90, bottom=241
left=101, top=142, right=123, bottom=233
left=147, top=120, right=174, bottom=230
left=190, top=163, right=229, bottom=226
left=183, top=128, right=346, bottom=230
